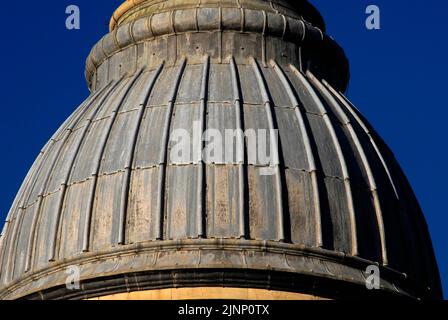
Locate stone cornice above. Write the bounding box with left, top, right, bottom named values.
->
left=0, top=239, right=412, bottom=300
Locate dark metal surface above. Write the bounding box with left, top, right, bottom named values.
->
left=0, top=0, right=442, bottom=300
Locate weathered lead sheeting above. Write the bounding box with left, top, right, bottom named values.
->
left=0, top=57, right=442, bottom=298
left=0, top=0, right=441, bottom=300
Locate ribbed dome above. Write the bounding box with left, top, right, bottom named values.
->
left=0, top=0, right=442, bottom=300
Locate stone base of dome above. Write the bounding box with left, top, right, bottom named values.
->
left=0, top=239, right=415, bottom=300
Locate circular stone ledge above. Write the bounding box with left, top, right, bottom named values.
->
left=0, top=239, right=414, bottom=300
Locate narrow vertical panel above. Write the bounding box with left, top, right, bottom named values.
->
left=165, top=166, right=199, bottom=239
left=310, top=74, right=387, bottom=263
left=285, top=169, right=317, bottom=246
left=22, top=138, right=66, bottom=209
left=31, top=193, right=61, bottom=269
left=329, top=86, right=416, bottom=270
left=177, top=64, right=204, bottom=103
left=133, top=107, right=169, bottom=167
left=350, top=186, right=382, bottom=262
left=27, top=125, right=83, bottom=271
left=205, top=103, right=238, bottom=164
left=237, top=64, right=264, bottom=105
left=167, top=104, right=201, bottom=165
left=69, top=120, right=110, bottom=182
left=2, top=49, right=130, bottom=283
left=272, top=108, right=309, bottom=170
left=11, top=204, right=35, bottom=281
left=209, top=63, right=233, bottom=102
left=247, top=167, right=281, bottom=241
left=206, top=166, right=242, bottom=238
left=119, top=64, right=164, bottom=244
left=4, top=134, right=61, bottom=280
left=323, top=178, right=354, bottom=254
left=93, top=77, right=133, bottom=120
left=290, top=66, right=358, bottom=256
left=300, top=113, right=342, bottom=177
left=120, top=70, right=158, bottom=112
left=155, top=59, right=187, bottom=241
left=126, top=167, right=161, bottom=243
left=0, top=232, right=7, bottom=284
left=260, top=67, right=291, bottom=107
left=45, top=129, right=84, bottom=193
left=100, top=111, right=140, bottom=174
left=323, top=81, right=399, bottom=200
left=271, top=61, right=322, bottom=247
left=48, top=79, right=125, bottom=262
left=251, top=57, right=285, bottom=241
left=197, top=57, right=210, bottom=238
left=91, top=173, right=125, bottom=251
left=83, top=70, right=144, bottom=252
left=230, top=57, right=247, bottom=239
left=242, top=105, right=272, bottom=166
left=148, top=67, right=182, bottom=106
left=51, top=87, right=106, bottom=142
left=57, top=181, right=92, bottom=258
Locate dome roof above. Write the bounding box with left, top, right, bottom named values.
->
left=0, top=0, right=442, bottom=300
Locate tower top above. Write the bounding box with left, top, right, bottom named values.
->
left=87, top=0, right=349, bottom=92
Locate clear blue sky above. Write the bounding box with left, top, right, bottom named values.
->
left=0, top=0, right=446, bottom=297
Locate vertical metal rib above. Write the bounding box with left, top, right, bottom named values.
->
left=0, top=230, right=5, bottom=273
left=2, top=97, right=81, bottom=280
left=250, top=57, right=285, bottom=242
left=271, top=60, right=322, bottom=247
left=323, top=81, right=400, bottom=201
left=156, top=59, right=187, bottom=240
left=0, top=148, right=43, bottom=280
left=47, top=78, right=124, bottom=261
left=23, top=84, right=111, bottom=271
left=0, top=234, right=4, bottom=280
left=230, top=57, right=247, bottom=239
left=118, top=64, right=165, bottom=245
left=82, top=70, right=144, bottom=252
left=2, top=148, right=47, bottom=283
left=309, top=73, right=388, bottom=265
left=3, top=92, right=96, bottom=277
left=290, top=65, right=359, bottom=256
left=196, top=56, right=210, bottom=238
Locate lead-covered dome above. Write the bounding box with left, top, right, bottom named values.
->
left=0, top=0, right=442, bottom=300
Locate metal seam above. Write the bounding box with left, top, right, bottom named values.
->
left=291, top=66, right=358, bottom=256
left=23, top=83, right=110, bottom=272
left=272, top=61, right=322, bottom=247
left=46, top=79, right=124, bottom=263
left=240, top=8, right=245, bottom=33
left=118, top=63, right=165, bottom=245
left=262, top=10, right=267, bottom=66
left=310, top=73, right=388, bottom=265
left=3, top=133, right=61, bottom=282
left=196, top=56, right=210, bottom=238
left=156, top=59, right=187, bottom=240
left=250, top=57, right=285, bottom=242
left=323, top=81, right=400, bottom=201
left=82, top=70, right=144, bottom=253
left=148, top=14, right=154, bottom=39
left=1, top=152, right=45, bottom=284
left=230, top=57, right=247, bottom=239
